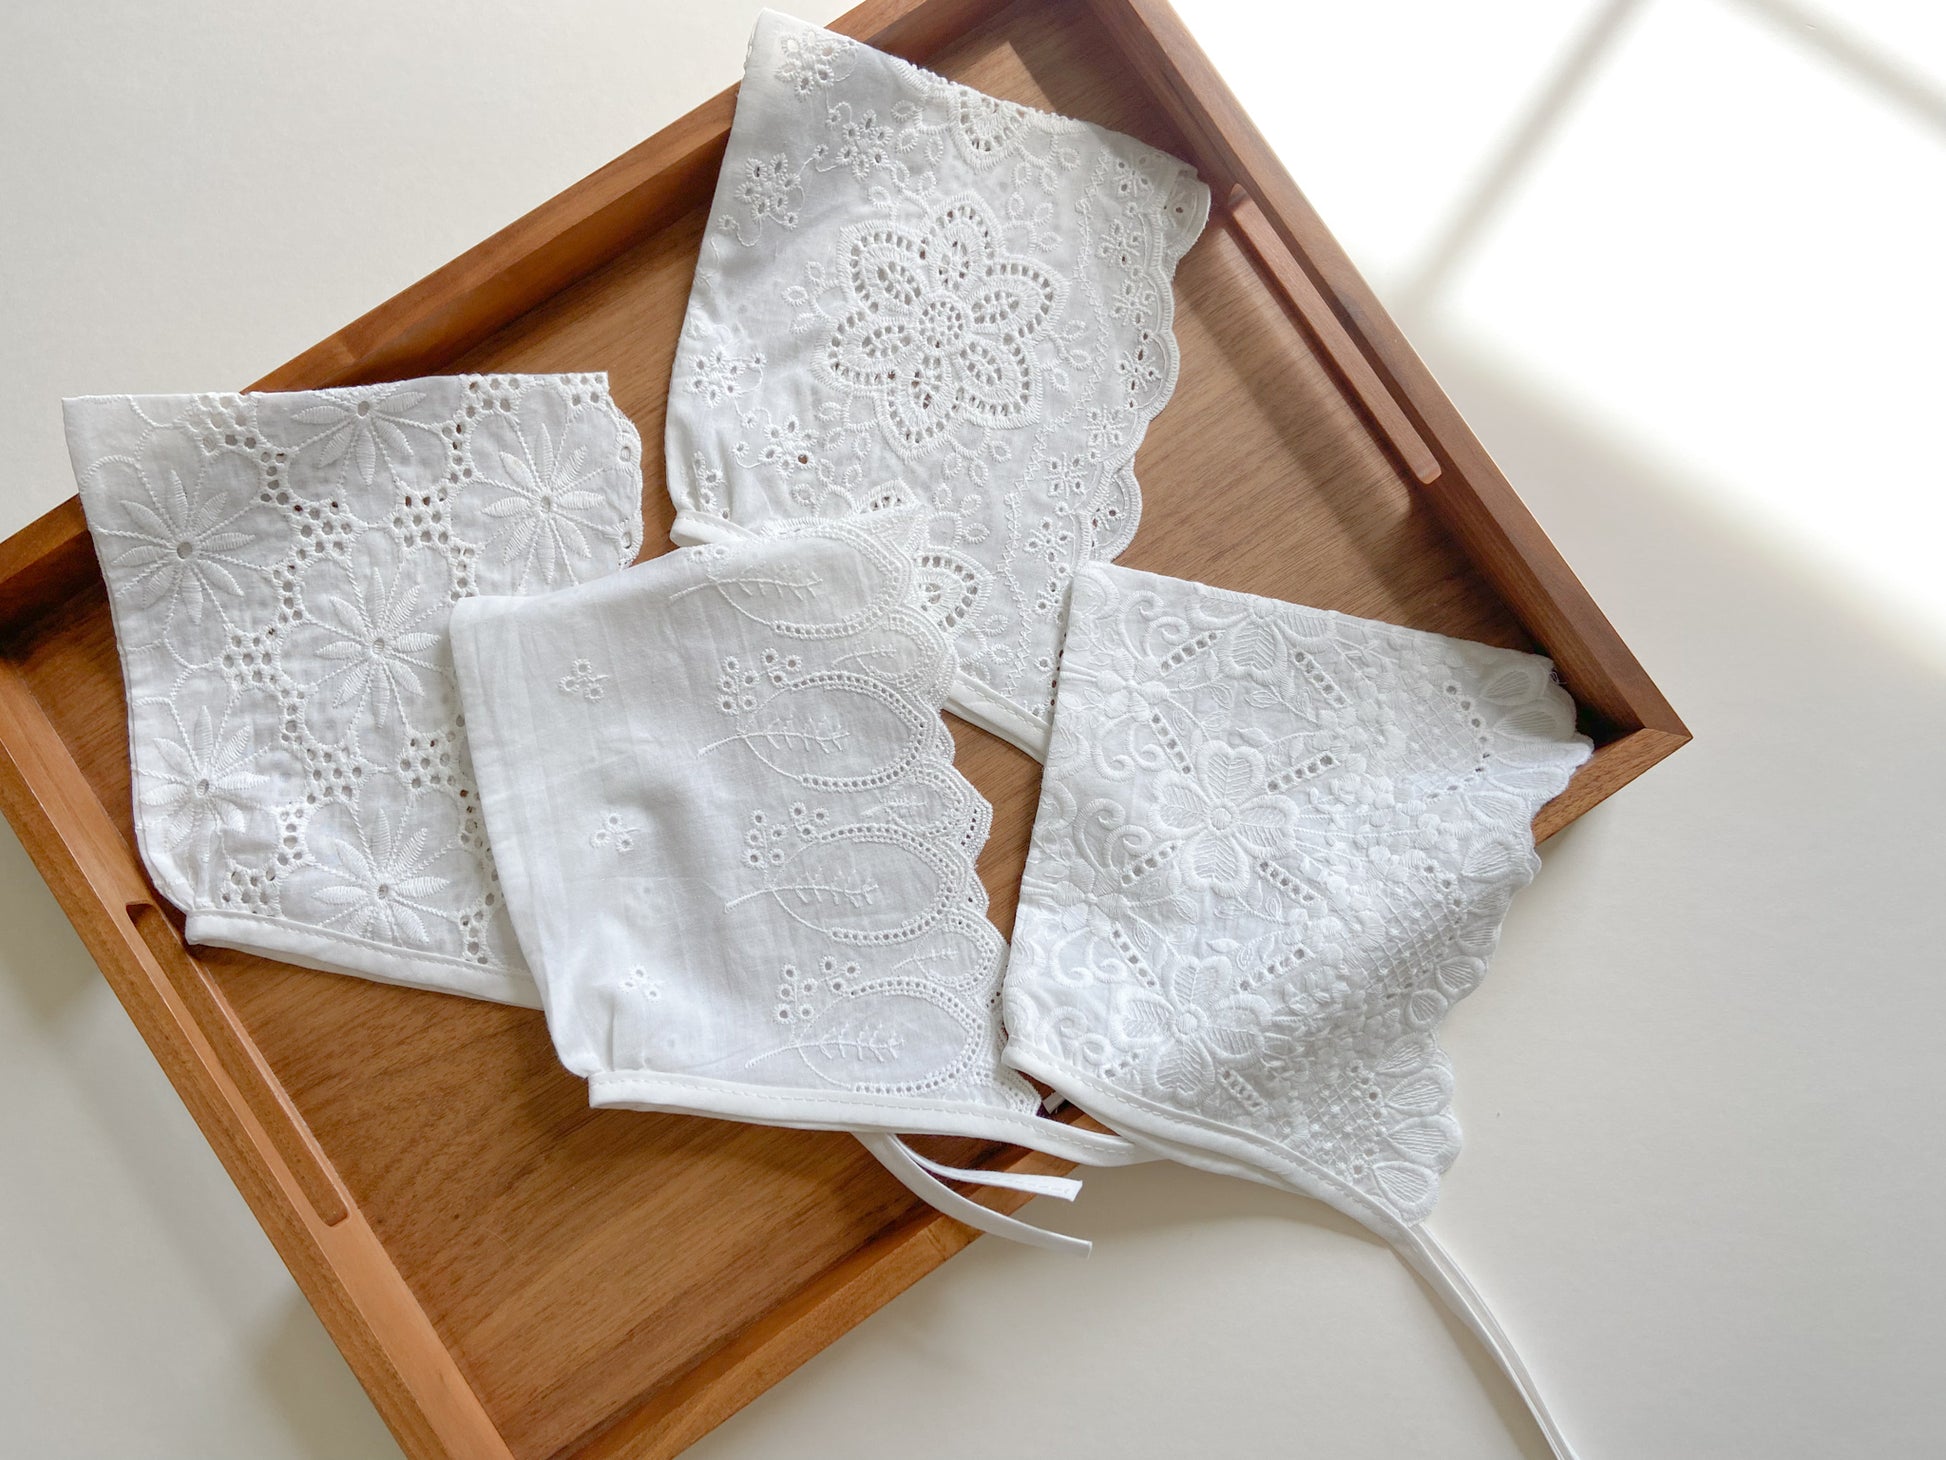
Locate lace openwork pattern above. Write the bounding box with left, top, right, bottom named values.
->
left=67, top=375, right=644, bottom=1003
left=665, top=10, right=1211, bottom=756
left=448, top=520, right=1067, bottom=1139
left=1002, top=564, right=1592, bottom=1233
left=691, top=526, right=1031, bottom=1104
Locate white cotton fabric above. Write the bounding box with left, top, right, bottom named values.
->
left=447, top=519, right=1135, bottom=1173
left=1005, top=562, right=1592, bottom=1233
left=66, top=374, right=644, bottom=1005
left=1002, top=561, right=1595, bottom=1450
left=666, top=9, right=1211, bottom=757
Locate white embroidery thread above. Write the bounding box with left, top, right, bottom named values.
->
left=68, top=374, right=643, bottom=1004
left=1003, top=564, right=1592, bottom=1234
left=666, top=12, right=1210, bottom=755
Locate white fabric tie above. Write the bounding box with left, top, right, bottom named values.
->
left=1394, top=1226, right=1582, bottom=1460
left=856, top=1132, right=1090, bottom=1257
left=450, top=519, right=1144, bottom=1249
left=1003, top=561, right=1593, bottom=1451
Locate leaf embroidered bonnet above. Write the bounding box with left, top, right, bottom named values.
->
left=664, top=9, right=1211, bottom=757
left=65, top=375, right=644, bottom=1005
left=1004, top=562, right=1594, bottom=1456
left=449, top=520, right=1148, bottom=1254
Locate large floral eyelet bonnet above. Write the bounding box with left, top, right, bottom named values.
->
left=1004, top=563, right=1595, bottom=1456
left=65, top=375, right=644, bottom=1004
left=449, top=520, right=1147, bottom=1253
left=664, top=10, right=1211, bottom=757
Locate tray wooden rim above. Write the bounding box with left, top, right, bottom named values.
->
left=0, top=2, right=1688, bottom=1457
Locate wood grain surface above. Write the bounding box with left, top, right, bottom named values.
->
left=0, top=1, right=1685, bottom=1457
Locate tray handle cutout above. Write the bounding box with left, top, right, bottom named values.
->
left=1226, top=187, right=1443, bottom=487
left=126, top=902, right=354, bottom=1227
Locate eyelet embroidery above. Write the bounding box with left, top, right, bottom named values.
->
left=668, top=12, right=1211, bottom=753
left=679, top=523, right=1036, bottom=1107
left=1004, top=564, right=1592, bottom=1231
left=818, top=197, right=1062, bottom=457
left=559, top=658, right=608, bottom=701
left=589, top=812, right=640, bottom=854
left=69, top=375, right=643, bottom=990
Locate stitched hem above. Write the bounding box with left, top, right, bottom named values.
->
left=185, top=911, right=541, bottom=1008
left=669, top=510, right=752, bottom=547
left=1002, top=1041, right=1409, bottom=1241
left=943, top=677, right=1053, bottom=758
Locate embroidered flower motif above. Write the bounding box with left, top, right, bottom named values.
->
left=687, top=347, right=765, bottom=406
left=1115, top=954, right=1268, bottom=1100
left=559, top=658, right=608, bottom=701
left=1004, top=569, right=1591, bottom=1228
left=590, top=812, right=639, bottom=854
left=723, top=152, right=805, bottom=244
left=620, top=966, right=661, bottom=999
left=71, top=376, right=642, bottom=996
left=1023, top=514, right=1074, bottom=569
left=1074, top=663, right=1169, bottom=724
left=288, top=385, right=437, bottom=487
left=304, top=565, right=443, bottom=722
left=1107, top=155, right=1158, bottom=202
left=821, top=197, right=1061, bottom=458
left=657, top=14, right=1212, bottom=745
left=734, top=411, right=819, bottom=476
left=924, top=483, right=988, bottom=548
left=1155, top=742, right=1294, bottom=897
left=140, top=700, right=273, bottom=854
left=689, top=453, right=730, bottom=517
left=310, top=802, right=455, bottom=946
left=825, top=103, right=893, bottom=180
left=478, top=405, right=628, bottom=586
left=776, top=27, right=853, bottom=95
left=951, top=92, right=1029, bottom=165
left=92, top=454, right=274, bottom=629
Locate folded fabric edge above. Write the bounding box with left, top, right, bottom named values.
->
left=186, top=910, right=542, bottom=1008
left=1000, top=1040, right=1409, bottom=1238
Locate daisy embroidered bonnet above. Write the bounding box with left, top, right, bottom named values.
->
left=65, top=375, right=644, bottom=1004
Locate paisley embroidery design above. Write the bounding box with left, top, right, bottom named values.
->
left=1002, top=563, right=1593, bottom=1235
left=666, top=11, right=1211, bottom=756
left=447, top=521, right=1123, bottom=1153
left=67, top=374, right=644, bottom=1004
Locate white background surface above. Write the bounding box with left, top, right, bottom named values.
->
left=2, top=1, right=1941, bottom=1455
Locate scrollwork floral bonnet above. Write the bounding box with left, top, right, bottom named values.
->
left=1004, top=562, right=1596, bottom=1456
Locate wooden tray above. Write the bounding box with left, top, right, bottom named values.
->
left=0, top=1, right=1689, bottom=1456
